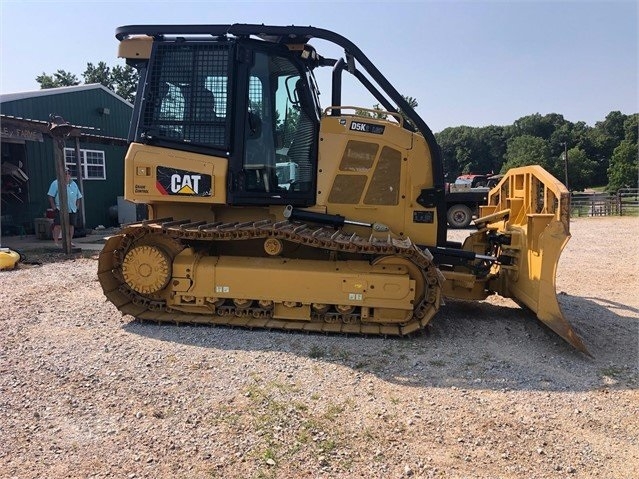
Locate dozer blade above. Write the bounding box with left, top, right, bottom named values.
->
left=475, top=166, right=588, bottom=354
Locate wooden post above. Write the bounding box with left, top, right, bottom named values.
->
left=52, top=136, right=72, bottom=253
left=48, top=114, right=75, bottom=254
left=74, top=137, right=86, bottom=228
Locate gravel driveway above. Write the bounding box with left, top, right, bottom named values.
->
left=1, top=216, right=637, bottom=478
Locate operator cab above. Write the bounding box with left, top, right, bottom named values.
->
left=133, top=37, right=321, bottom=206
left=118, top=24, right=447, bottom=246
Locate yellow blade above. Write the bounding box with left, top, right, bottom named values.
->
left=513, top=218, right=588, bottom=354
left=483, top=166, right=589, bottom=354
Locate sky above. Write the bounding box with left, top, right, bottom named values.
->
left=0, top=0, right=637, bottom=133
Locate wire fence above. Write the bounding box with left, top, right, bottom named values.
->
left=570, top=188, right=639, bottom=217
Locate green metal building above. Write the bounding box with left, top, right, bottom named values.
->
left=1, top=83, right=132, bottom=235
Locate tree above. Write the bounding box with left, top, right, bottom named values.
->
left=623, top=114, right=638, bottom=144
left=276, top=105, right=300, bottom=146
left=587, top=111, right=629, bottom=180
left=398, top=95, right=418, bottom=127
left=36, top=61, right=138, bottom=102
left=571, top=121, right=595, bottom=156
left=607, top=140, right=638, bottom=191
left=82, top=62, right=113, bottom=90
left=354, top=103, right=388, bottom=120
left=35, top=70, right=79, bottom=88
left=436, top=124, right=507, bottom=179
left=111, top=65, right=139, bottom=103
left=597, top=111, right=627, bottom=146
left=509, top=113, right=566, bottom=140
left=402, top=96, right=418, bottom=109
left=475, top=125, right=507, bottom=174
left=563, top=147, right=597, bottom=191
left=436, top=126, right=476, bottom=179
left=501, top=135, right=553, bottom=174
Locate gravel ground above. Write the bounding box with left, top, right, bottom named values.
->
left=1, top=216, right=637, bottom=479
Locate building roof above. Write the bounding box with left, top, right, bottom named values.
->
left=0, top=113, right=97, bottom=131
left=0, top=114, right=128, bottom=145
left=0, top=83, right=133, bottom=107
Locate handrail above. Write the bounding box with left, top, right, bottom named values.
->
left=323, top=106, right=404, bottom=127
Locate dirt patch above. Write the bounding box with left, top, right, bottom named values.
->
left=1, top=217, right=637, bottom=478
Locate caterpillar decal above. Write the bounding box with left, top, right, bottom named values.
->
left=156, top=166, right=212, bottom=196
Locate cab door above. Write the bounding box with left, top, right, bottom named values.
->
left=228, top=45, right=319, bottom=207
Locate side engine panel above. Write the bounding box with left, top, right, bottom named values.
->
left=317, top=114, right=440, bottom=247
left=124, top=143, right=228, bottom=205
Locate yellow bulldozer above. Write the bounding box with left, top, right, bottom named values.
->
left=99, top=24, right=586, bottom=353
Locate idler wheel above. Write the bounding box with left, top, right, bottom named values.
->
left=122, top=245, right=172, bottom=294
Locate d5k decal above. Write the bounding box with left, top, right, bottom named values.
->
left=156, top=166, right=212, bottom=196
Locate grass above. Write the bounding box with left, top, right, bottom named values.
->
left=318, top=437, right=336, bottom=454
left=308, top=345, right=326, bottom=359
left=329, top=345, right=351, bottom=361
left=239, top=379, right=355, bottom=474
left=296, top=428, right=311, bottom=445
left=323, top=402, right=347, bottom=421
left=307, top=344, right=359, bottom=365
left=262, top=448, right=277, bottom=462
left=214, top=404, right=242, bottom=427
left=253, top=469, right=276, bottom=479
left=362, top=427, right=376, bottom=441
left=599, top=365, right=626, bottom=378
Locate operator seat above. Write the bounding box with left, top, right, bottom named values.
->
left=194, top=87, right=217, bottom=122
left=184, top=84, right=220, bottom=145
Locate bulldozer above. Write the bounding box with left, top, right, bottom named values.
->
left=99, top=24, right=586, bottom=353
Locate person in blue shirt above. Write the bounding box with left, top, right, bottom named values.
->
left=47, top=168, right=83, bottom=247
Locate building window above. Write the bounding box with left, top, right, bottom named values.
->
left=64, top=148, right=106, bottom=180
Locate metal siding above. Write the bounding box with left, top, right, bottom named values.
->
left=2, top=141, right=55, bottom=232
left=1, top=87, right=131, bottom=231
left=1, top=88, right=132, bottom=137
left=2, top=139, right=126, bottom=231
left=80, top=142, right=126, bottom=228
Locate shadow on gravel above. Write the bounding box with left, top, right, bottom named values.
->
left=123, top=294, right=638, bottom=393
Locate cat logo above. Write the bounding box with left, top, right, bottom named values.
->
left=156, top=166, right=212, bottom=197
left=171, top=174, right=201, bottom=194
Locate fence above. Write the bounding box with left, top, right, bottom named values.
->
left=570, top=188, right=639, bottom=217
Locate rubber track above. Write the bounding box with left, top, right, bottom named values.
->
left=98, top=218, right=443, bottom=336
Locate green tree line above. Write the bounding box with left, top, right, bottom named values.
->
left=435, top=111, right=638, bottom=192
left=36, top=61, right=138, bottom=103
